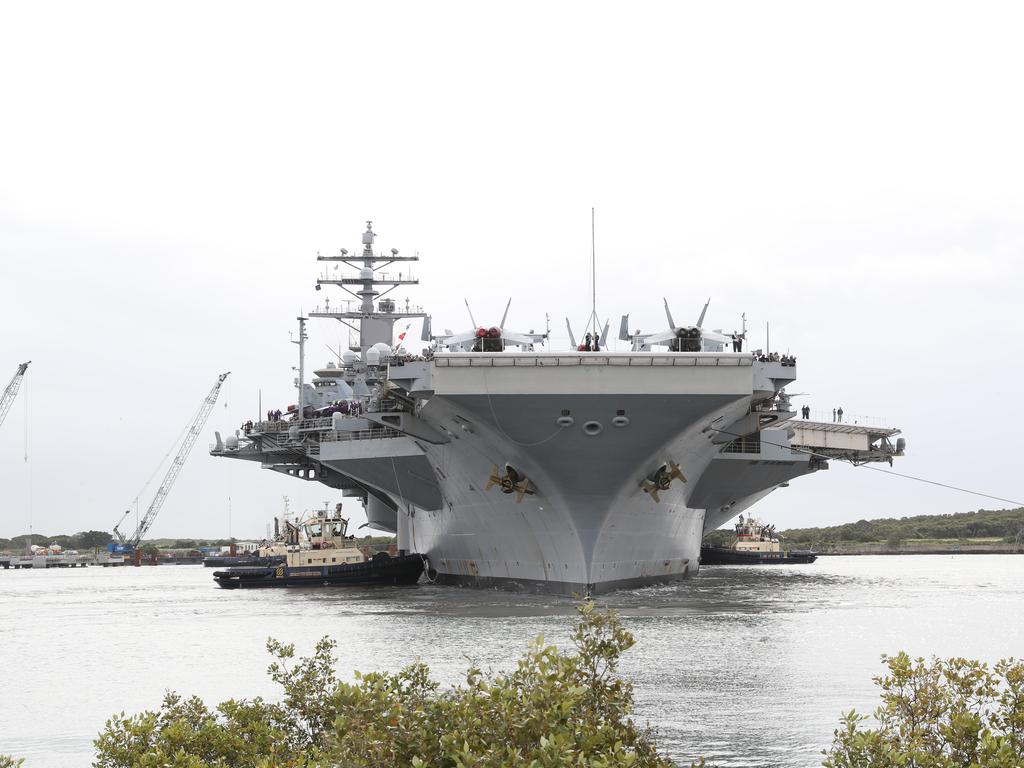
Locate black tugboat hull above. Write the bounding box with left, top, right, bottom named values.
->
left=213, top=553, right=425, bottom=589
left=699, top=546, right=818, bottom=565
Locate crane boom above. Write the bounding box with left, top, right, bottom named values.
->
left=0, top=361, right=31, bottom=430
left=118, top=372, right=230, bottom=547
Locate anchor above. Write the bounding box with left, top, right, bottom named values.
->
left=640, top=461, right=686, bottom=503
left=485, top=464, right=535, bottom=503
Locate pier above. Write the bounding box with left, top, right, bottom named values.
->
left=0, top=555, right=126, bottom=569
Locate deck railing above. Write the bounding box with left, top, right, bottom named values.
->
left=245, top=416, right=340, bottom=434
left=793, top=409, right=890, bottom=429
left=720, top=436, right=762, bottom=454
left=309, top=427, right=404, bottom=455
left=319, top=426, right=403, bottom=443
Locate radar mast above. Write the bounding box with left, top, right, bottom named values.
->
left=310, top=221, right=426, bottom=353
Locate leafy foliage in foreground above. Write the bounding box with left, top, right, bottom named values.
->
left=94, top=602, right=673, bottom=768
left=824, top=652, right=1024, bottom=768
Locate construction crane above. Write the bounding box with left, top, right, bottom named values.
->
left=112, top=371, right=230, bottom=554
left=0, top=361, right=31, bottom=430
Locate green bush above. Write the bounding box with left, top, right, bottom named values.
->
left=824, top=652, right=1024, bottom=767
left=94, top=602, right=674, bottom=768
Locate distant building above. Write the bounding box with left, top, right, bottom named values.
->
left=219, top=541, right=259, bottom=554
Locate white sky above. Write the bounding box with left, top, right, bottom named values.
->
left=1, top=1, right=1022, bottom=539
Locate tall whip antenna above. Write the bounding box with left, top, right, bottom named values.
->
left=591, top=207, right=597, bottom=337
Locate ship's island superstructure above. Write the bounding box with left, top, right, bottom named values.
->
left=211, top=222, right=904, bottom=595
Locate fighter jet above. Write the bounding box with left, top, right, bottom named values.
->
left=426, top=298, right=548, bottom=352
left=619, top=298, right=743, bottom=353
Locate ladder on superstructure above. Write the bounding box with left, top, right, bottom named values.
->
left=0, top=361, right=30, bottom=430
left=114, top=371, right=230, bottom=548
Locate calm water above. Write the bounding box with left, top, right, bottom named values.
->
left=1, top=555, right=1021, bottom=767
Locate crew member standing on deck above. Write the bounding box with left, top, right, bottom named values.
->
left=837, top=407, right=844, bottom=423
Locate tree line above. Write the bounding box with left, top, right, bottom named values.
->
left=705, top=507, right=1024, bottom=548
left=0, top=530, right=114, bottom=552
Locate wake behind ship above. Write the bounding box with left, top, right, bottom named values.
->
left=211, top=222, right=904, bottom=595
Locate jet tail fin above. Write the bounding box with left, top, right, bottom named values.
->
left=600, top=319, right=610, bottom=347
left=565, top=318, right=577, bottom=349
left=697, top=297, right=711, bottom=328
left=500, top=297, right=512, bottom=329
left=618, top=314, right=630, bottom=342
left=464, top=299, right=477, bottom=328
left=663, top=298, right=675, bottom=330
left=420, top=315, right=432, bottom=342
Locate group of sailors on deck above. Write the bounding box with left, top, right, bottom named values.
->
left=576, top=332, right=601, bottom=352
left=755, top=352, right=797, bottom=366
left=242, top=399, right=365, bottom=434
left=317, top=399, right=363, bottom=418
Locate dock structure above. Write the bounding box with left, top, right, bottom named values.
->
left=1, top=555, right=88, bottom=569
left=1, top=555, right=126, bottom=569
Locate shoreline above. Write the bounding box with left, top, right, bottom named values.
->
left=807, top=546, right=1023, bottom=556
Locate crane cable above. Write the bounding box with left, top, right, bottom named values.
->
left=23, top=363, right=29, bottom=463
left=709, top=423, right=1024, bottom=508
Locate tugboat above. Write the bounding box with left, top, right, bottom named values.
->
left=213, top=502, right=424, bottom=588
left=700, top=514, right=817, bottom=565
left=203, top=498, right=295, bottom=568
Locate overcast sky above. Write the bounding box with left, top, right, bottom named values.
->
left=1, top=1, right=1022, bottom=540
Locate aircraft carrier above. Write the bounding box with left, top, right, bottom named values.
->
left=211, top=222, right=904, bottom=595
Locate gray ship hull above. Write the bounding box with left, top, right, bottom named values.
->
left=319, top=354, right=784, bottom=594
